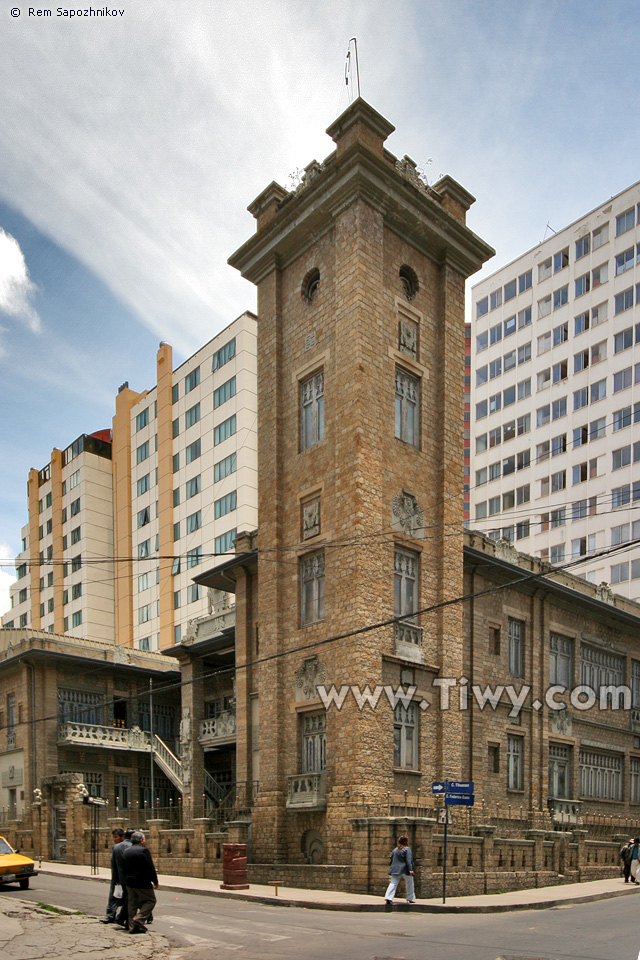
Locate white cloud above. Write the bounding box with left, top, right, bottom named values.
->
left=0, top=542, right=16, bottom=620
left=0, top=227, right=40, bottom=334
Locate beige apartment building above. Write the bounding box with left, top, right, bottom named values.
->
left=2, top=312, right=258, bottom=651
left=469, top=182, right=640, bottom=600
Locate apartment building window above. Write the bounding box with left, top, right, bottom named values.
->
left=301, top=712, right=326, bottom=774
left=538, top=295, right=551, bottom=319
left=518, top=343, right=531, bottom=366
left=186, top=475, right=201, bottom=499
left=574, top=274, right=590, bottom=297
left=573, top=388, right=588, bottom=410
left=212, top=337, right=236, bottom=371
left=503, top=420, right=516, bottom=441
left=138, top=604, right=151, bottom=624
left=70, top=526, right=81, bottom=545
left=70, top=498, right=80, bottom=517
left=476, top=502, right=487, bottom=520
left=503, top=385, right=516, bottom=408
left=504, top=315, right=516, bottom=337
left=185, top=439, right=201, bottom=464
left=188, top=584, right=202, bottom=603
left=518, top=270, right=532, bottom=293
left=554, top=248, right=569, bottom=272
left=138, top=572, right=149, bottom=592
left=502, top=491, right=515, bottom=510
left=615, top=328, right=633, bottom=354
left=611, top=562, right=629, bottom=584
left=615, top=247, right=634, bottom=275
left=71, top=583, right=81, bottom=601
left=489, top=289, right=502, bottom=311
left=172, top=418, right=180, bottom=438
left=552, top=361, right=567, bottom=384
left=551, top=435, right=567, bottom=458
left=616, top=208, right=635, bottom=236
left=574, top=311, right=589, bottom=335
left=575, top=235, right=590, bottom=259
left=300, top=552, right=325, bottom=626
left=489, top=393, right=501, bottom=414
left=173, top=488, right=180, bottom=507
left=589, top=418, right=606, bottom=441
left=615, top=289, right=634, bottom=315
left=590, top=379, right=606, bottom=403
left=174, top=590, right=181, bottom=609
left=214, top=414, right=236, bottom=445
left=72, top=611, right=82, bottom=628
left=518, top=306, right=532, bottom=328
left=549, top=744, right=570, bottom=799
left=503, top=455, right=515, bottom=476
left=507, top=736, right=523, bottom=790
left=172, top=383, right=179, bottom=404
left=592, top=223, right=609, bottom=249
left=172, top=453, right=180, bottom=473
left=214, top=492, right=236, bottom=519
left=476, top=365, right=488, bottom=386
left=476, top=331, right=488, bottom=352
left=173, top=521, right=181, bottom=541
left=538, top=332, right=551, bottom=355
left=550, top=544, right=565, bottom=564
left=516, top=484, right=530, bottom=505
left=476, top=400, right=487, bottom=420
left=138, top=540, right=150, bottom=560
left=613, top=407, right=632, bottom=431
left=591, top=340, right=607, bottom=365
left=574, top=349, right=588, bottom=373
left=137, top=474, right=150, bottom=496
left=71, top=554, right=81, bottom=572
left=136, top=408, right=149, bottom=431
left=214, top=530, right=236, bottom=555
left=517, top=450, right=530, bottom=471
left=614, top=367, right=632, bottom=392
left=61, top=507, right=67, bottom=524
left=517, top=415, right=530, bottom=437
left=394, top=368, right=419, bottom=447
left=488, top=496, right=500, bottom=515
left=592, top=263, right=608, bottom=288
left=214, top=452, right=236, bottom=482
left=489, top=358, right=501, bottom=380
left=185, top=367, right=200, bottom=393
left=137, top=507, right=150, bottom=528
left=551, top=507, right=565, bottom=527
left=612, top=484, right=633, bottom=508
left=553, top=285, right=568, bottom=310
left=476, top=469, right=487, bottom=487
left=185, top=402, right=200, bottom=428
left=516, top=520, right=530, bottom=540
left=508, top=618, right=524, bottom=678
left=552, top=398, right=567, bottom=421
left=136, top=441, right=149, bottom=464
left=19, top=613, right=28, bottom=628
left=186, top=510, right=202, bottom=533
left=187, top=546, right=202, bottom=568
left=214, top=375, right=236, bottom=408
left=476, top=297, right=488, bottom=319
left=580, top=750, right=622, bottom=801
left=613, top=446, right=632, bottom=470
left=539, top=258, right=552, bottom=281
left=537, top=405, right=550, bottom=427
left=394, top=702, right=418, bottom=770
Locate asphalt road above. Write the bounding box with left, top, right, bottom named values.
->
left=1, top=872, right=638, bottom=960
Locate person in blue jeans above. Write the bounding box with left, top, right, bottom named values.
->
left=384, top=835, right=415, bottom=904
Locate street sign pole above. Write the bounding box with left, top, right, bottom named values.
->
left=442, top=805, right=448, bottom=904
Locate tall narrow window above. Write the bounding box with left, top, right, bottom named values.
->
left=301, top=712, right=326, bottom=773
left=394, top=367, right=420, bottom=447
left=549, top=744, right=570, bottom=799
left=507, top=735, right=523, bottom=790
left=300, top=372, right=325, bottom=450
left=300, top=552, right=325, bottom=625
left=394, top=548, right=418, bottom=620
left=394, top=702, right=418, bottom=769
left=508, top=617, right=524, bottom=677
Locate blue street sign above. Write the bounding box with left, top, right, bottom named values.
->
left=448, top=781, right=474, bottom=793
left=445, top=793, right=475, bottom=806
left=432, top=782, right=446, bottom=794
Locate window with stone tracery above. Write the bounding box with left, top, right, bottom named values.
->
left=300, top=371, right=324, bottom=450
left=394, top=547, right=418, bottom=621
left=300, top=552, right=325, bottom=626
left=301, top=712, right=326, bottom=774
left=394, top=367, right=420, bottom=447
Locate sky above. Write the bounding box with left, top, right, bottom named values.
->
left=1, top=0, right=640, bottom=615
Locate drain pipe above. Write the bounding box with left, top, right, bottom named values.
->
left=27, top=661, right=37, bottom=795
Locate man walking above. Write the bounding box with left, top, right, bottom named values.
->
left=121, top=830, right=159, bottom=934
left=100, top=828, right=131, bottom=925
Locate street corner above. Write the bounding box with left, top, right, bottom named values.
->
left=0, top=896, right=170, bottom=959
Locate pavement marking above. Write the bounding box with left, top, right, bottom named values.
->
left=182, top=933, right=241, bottom=949
left=162, top=914, right=290, bottom=944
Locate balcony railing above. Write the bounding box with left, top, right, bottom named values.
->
left=57, top=722, right=151, bottom=750
left=199, top=711, right=236, bottom=747
left=393, top=620, right=423, bottom=660
left=286, top=773, right=326, bottom=811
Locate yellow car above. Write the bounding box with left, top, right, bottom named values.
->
left=0, top=836, right=37, bottom=890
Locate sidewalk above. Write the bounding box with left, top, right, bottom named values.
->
left=38, top=860, right=640, bottom=913
left=0, top=897, right=168, bottom=960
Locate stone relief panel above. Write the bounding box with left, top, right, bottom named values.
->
left=302, top=498, right=321, bottom=540
left=398, top=320, right=418, bottom=359
left=295, top=656, right=327, bottom=702
left=392, top=492, right=425, bottom=540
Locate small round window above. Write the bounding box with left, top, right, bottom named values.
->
left=302, top=268, right=320, bottom=302
left=399, top=264, right=418, bottom=301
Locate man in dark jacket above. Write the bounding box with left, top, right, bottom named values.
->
left=100, top=828, right=131, bottom=924
left=121, top=830, right=159, bottom=933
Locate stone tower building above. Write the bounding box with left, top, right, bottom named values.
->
left=228, top=99, right=493, bottom=865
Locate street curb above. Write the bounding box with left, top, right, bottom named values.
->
left=38, top=867, right=640, bottom=914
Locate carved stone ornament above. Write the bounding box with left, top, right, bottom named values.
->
left=395, top=155, right=431, bottom=196
left=550, top=709, right=572, bottom=737
left=295, top=656, right=327, bottom=701
left=112, top=644, right=130, bottom=665
left=595, top=582, right=614, bottom=605
left=303, top=500, right=321, bottom=540
left=128, top=725, right=147, bottom=748
left=180, top=707, right=191, bottom=744
left=494, top=538, right=520, bottom=565
left=398, top=320, right=417, bottom=359
left=392, top=492, right=425, bottom=540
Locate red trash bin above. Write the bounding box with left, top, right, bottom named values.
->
left=220, top=842, right=249, bottom=890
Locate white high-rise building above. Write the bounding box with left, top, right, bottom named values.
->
left=469, top=182, right=640, bottom=600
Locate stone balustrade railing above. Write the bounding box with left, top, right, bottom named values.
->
left=286, top=772, right=326, bottom=811
left=199, top=711, right=237, bottom=743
